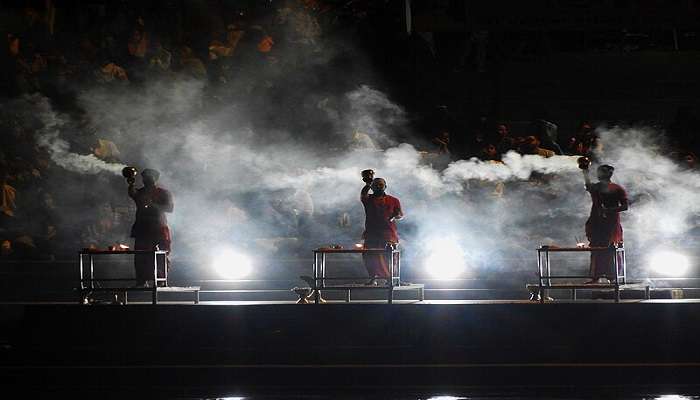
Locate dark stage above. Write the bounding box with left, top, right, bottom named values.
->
left=3, top=300, right=700, bottom=395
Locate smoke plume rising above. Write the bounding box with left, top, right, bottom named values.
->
left=19, top=77, right=700, bottom=281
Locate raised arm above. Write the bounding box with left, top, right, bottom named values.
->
left=578, top=157, right=592, bottom=191
left=361, top=169, right=374, bottom=202
left=582, top=168, right=592, bottom=192
left=361, top=183, right=371, bottom=202
left=127, top=180, right=137, bottom=199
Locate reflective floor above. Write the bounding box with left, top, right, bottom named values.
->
left=17, top=388, right=700, bottom=400
left=198, top=394, right=698, bottom=400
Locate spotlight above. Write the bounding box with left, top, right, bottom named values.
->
left=648, top=250, right=690, bottom=277
left=655, top=396, right=691, bottom=400
left=212, top=248, right=253, bottom=279
left=427, top=397, right=468, bottom=400
left=424, top=237, right=467, bottom=279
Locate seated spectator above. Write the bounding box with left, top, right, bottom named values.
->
left=680, top=152, right=698, bottom=170
left=0, top=239, right=11, bottom=257
left=480, top=143, right=501, bottom=161
left=149, top=39, right=172, bottom=72
left=351, top=131, right=377, bottom=150
left=127, top=23, right=149, bottom=59
left=494, top=123, right=516, bottom=154
left=95, top=62, right=129, bottom=83
left=178, top=46, right=207, bottom=79
left=92, top=138, right=121, bottom=162
left=530, top=118, right=563, bottom=154
left=0, top=170, right=17, bottom=227
left=567, top=122, right=597, bottom=156
left=519, top=136, right=555, bottom=158
left=432, top=131, right=451, bottom=154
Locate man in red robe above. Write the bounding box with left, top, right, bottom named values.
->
left=361, top=176, right=403, bottom=281
left=128, top=169, right=173, bottom=287
left=582, top=164, right=628, bottom=283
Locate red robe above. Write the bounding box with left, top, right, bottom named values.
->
left=361, top=194, right=402, bottom=278
left=585, top=182, right=627, bottom=279
left=130, top=186, right=173, bottom=283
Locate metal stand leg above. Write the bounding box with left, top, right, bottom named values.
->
left=388, top=287, right=393, bottom=304
left=612, top=247, right=620, bottom=303
left=345, top=290, right=351, bottom=303
left=623, top=249, right=627, bottom=285
left=152, top=287, right=157, bottom=305
left=163, top=252, right=168, bottom=287
left=79, top=254, right=84, bottom=290
left=89, top=255, right=95, bottom=289
left=396, top=251, right=401, bottom=286
left=153, top=251, right=158, bottom=288
left=537, top=250, right=545, bottom=304
left=544, top=250, right=551, bottom=303
left=321, top=254, right=326, bottom=290
left=195, top=290, right=199, bottom=304
left=313, top=253, right=320, bottom=305
left=78, top=254, right=86, bottom=304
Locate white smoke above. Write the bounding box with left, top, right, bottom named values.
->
left=345, top=84, right=406, bottom=147
left=13, top=76, right=700, bottom=279
left=596, top=127, right=700, bottom=245
left=28, top=95, right=126, bottom=175
left=443, top=151, right=580, bottom=183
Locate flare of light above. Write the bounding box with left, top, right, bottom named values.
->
left=424, top=237, right=467, bottom=279
left=427, top=396, right=469, bottom=400
left=212, top=248, right=253, bottom=279
left=648, top=250, right=690, bottom=277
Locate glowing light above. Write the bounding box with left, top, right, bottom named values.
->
left=354, top=243, right=364, bottom=249
left=212, top=248, right=253, bottom=279
left=424, top=237, right=467, bottom=279
left=648, top=250, right=690, bottom=277
left=655, top=396, right=691, bottom=400
left=427, top=396, right=468, bottom=400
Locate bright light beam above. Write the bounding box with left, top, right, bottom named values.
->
left=424, top=237, right=467, bottom=279
left=648, top=250, right=690, bottom=277
left=212, top=248, right=253, bottom=279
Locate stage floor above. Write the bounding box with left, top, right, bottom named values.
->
left=4, top=299, right=700, bottom=388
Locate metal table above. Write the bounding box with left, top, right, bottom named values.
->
left=78, top=249, right=169, bottom=304
left=533, top=245, right=627, bottom=303
left=312, top=247, right=413, bottom=304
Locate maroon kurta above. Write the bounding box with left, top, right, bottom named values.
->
left=585, top=182, right=627, bottom=279
left=130, top=186, right=173, bottom=283
left=361, top=194, right=402, bottom=278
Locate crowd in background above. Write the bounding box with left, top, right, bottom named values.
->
left=1, top=1, right=699, bottom=261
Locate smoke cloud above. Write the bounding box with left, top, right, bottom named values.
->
left=4, top=12, right=699, bottom=282
left=28, top=95, right=127, bottom=175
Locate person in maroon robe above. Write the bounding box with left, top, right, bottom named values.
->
left=127, top=169, right=173, bottom=287
left=582, top=164, right=628, bottom=282
left=361, top=176, right=403, bottom=282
